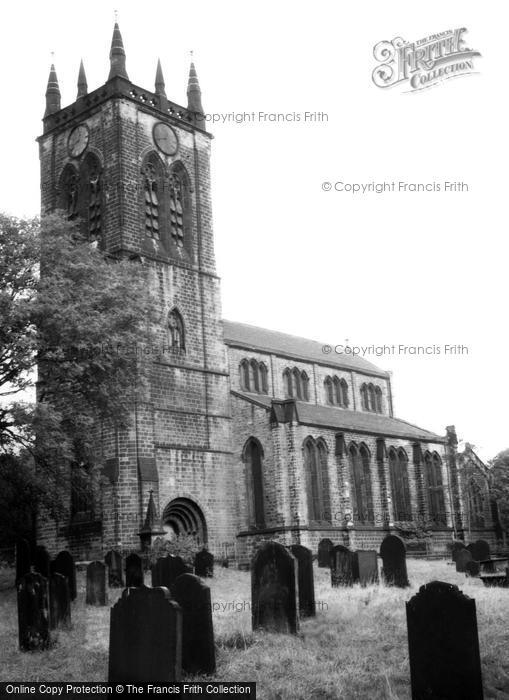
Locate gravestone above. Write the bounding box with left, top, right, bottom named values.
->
left=318, top=538, right=334, bottom=568
left=406, top=581, right=483, bottom=700
left=194, top=549, right=214, bottom=578
left=86, top=561, right=108, bottom=606
left=173, top=573, right=216, bottom=674
left=52, top=551, right=77, bottom=601
left=49, top=572, right=71, bottom=629
left=17, top=572, right=51, bottom=651
left=330, top=545, right=355, bottom=586
left=290, top=544, right=315, bottom=617
left=105, top=550, right=124, bottom=588
left=15, top=538, right=31, bottom=583
left=251, top=541, right=299, bottom=634
left=380, top=535, right=409, bottom=587
left=456, top=549, right=472, bottom=573
left=33, top=545, right=51, bottom=579
left=471, top=540, right=490, bottom=563
left=151, top=554, right=188, bottom=592
left=108, top=586, right=182, bottom=683
left=465, top=561, right=480, bottom=578
left=355, top=550, right=379, bottom=586
left=125, top=553, right=144, bottom=587
left=451, top=541, right=466, bottom=563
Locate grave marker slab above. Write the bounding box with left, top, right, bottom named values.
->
left=465, top=561, right=480, bottom=578
left=290, top=544, right=315, bottom=617
left=49, top=572, right=71, bottom=629
left=355, top=550, right=379, bottom=586
left=380, top=535, right=409, bottom=587
left=471, top=540, right=490, bottom=562
left=456, top=549, right=472, bottom=573
left=330, top=545, right=355, bottom=587
left=451, top=541, right=466, bottom=563
left=251, top=541, right=299, bottom=634
left=52, top=551, right=77, bottom=601
left=125, top=553, right=144, bottom=587
left=16, top=538, right=31, bottom=583
left=86, top=561, right=108, bottom=606
left=406, top=581, right=483, bottom=700
left=173, top=573, right=216, bottom=674
left=17, top=572, right=51, bottom=651
left=317, top=538, right=333, bottom=568
left=194, top=549, right=214, bottom=578
left=151, top=554, right=188, bottom=592
left=108, top=586, right=182, bottom=683
left=105, top=550, right=123, bottom=588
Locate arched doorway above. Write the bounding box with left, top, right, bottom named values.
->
left=162, top=498, right=208, bottom=546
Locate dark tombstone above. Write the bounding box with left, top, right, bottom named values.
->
left=17, top=572, right=51, bottom=651
left=290, top=544, right=315, bottom=617
left=251, top=541, right=299, bottom=634
left=125, top=553, right=144, bottom=587
left=49, top=572, right=71, bottom=630
left=465, top=561, right=480, bottom=578
left=105, top=550, right=124, bottom=588
left=406, top=581, right=483, bottom=700
left=456, top=549, right=472, bottom=573
left=471, top=540, right=490, bottom=562
left=86, top=561, right=108, bottom=606
left=108, top=586, right=182, bottom=683
left=451, top=540, right=466, bottom=563
left=355, top=550, right=379, bottom=586
left=221, top=559, right=229, bottom=568
left=16, top=538, right=31, bottom=583
left=318, top=538, right=334, bottom=568
left=173, top=573, right=216, bottom=674
left=33, top=545, right=51, bottom=579
left=194, top=549, right=214, bottom=578
left=330, top=544, right=355, bottom=587
left=151, top=554, right=188, bottom=593
left=466, top=543, right=476, bottom=559
left=380, top=535, right=409, bottom=587
left=52, top=551, right=77, bottom=601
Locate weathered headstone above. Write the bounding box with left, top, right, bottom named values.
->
left=330, top=544, right=355, bottom=587
left=173, top=573, right=216, bottom=674
left=380, top=535, right=409, bottom=587
left=456, top=549, right=472, bottom=573
left=465, top=560, right=480, bottom=578
left=318, top=538, right=334, bottom=568
left=194, top=549, right=214, bottom=578
left=33, top=545, right=51, bottom=579
left=290, top=544, right=315, bottom=617
left=406, top=581, right=483, bottom=700
left=49, top=572, right=71, bottom=629
left=251, top=541, right=299, bottom=634
left=86, top=561, right=108, bottom=606
left=52, top=551, right=77, bottom=601
left=108, top=586, right=182, bottom=683
left=125, top=553, right=144, bottom=587
left=105, top=550, right=124, bottom=588
left=15, top=538, right=31, bottom=583
left=451, top=541, right=466, bottom=563
left=17, top=572, right=51, bottom=651
left=151, top=554, right=188, bottom=592
left=355, top=550, right=379, bottom=586
left=471, top=540, right=490, bottom=563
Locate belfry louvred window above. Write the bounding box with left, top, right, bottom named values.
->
left=60, top=165, right=79, bottom=220
left=143, top=162, right=159, bottom=238
left=80, top=154, right=102, bottom=241
left=169, top=173, right=184, bottom=245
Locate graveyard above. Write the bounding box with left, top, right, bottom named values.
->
left=2, top=554, right=509, bottom=699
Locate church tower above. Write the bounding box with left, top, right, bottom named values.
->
left=37, top=25, right=235, bottom=558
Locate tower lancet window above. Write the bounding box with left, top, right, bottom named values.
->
left=169, top=174, right=184, bottom=245
left=168, top=309, right=185, bottom=352
left=80, top=153, right=102, bottom=242
left=143, top=162, right=160, bottom=239
left=60, top=165, right=80, bottom=220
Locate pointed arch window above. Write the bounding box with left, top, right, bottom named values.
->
left=325, top=375, right=349, bottom=407
left=424, top=451, right=446, bottom=525
left=80, top=153, right=102, bottom=242
left=468, top=479, right=485, bottom=528
left=325, top=376, right=334, bottom=404
left=240, top=359, right=250, bottom=391
left=389, top=447, right=412, bottom=520
left=168, top=163, right=191, bottom=249
left=59, top=165, right=80, bottom=220
left=361, top=382, right=383, bottom=413
left=259, top=363, right=269, bottom=394
left=292, top=368, right=302, bottom=399
left=168, top=309, right=185, bottom=352
left=239, top=359, right=269, bottom=394
left=284, top=367, right=310, bottom=401
left=303, top=438, right=331, bottom=523
left=349, top=442, right=374, bottom=524
left=244, top=438, right=265, bottom=528
left=250, top=359, right=259, bottom=392
left=301, top=372, right=310, bottom=401
left=283, top=368, right=293, bottom=397
left=142, top=158, right=162, bottom=239
left=375, top=386, right=383, bottom=413
left=340, top=378, right=349, bottom=407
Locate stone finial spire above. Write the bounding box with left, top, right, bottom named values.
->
left=155, top=58, right=166, bottom=97
left=44, top=63, right=61, bottom=117
left=108, top=22, right=129, bottom=80
left=187, top=58, right=204, bottom=114
left=77, top=59, right=88, bottom=98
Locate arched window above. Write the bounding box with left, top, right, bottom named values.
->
left=292, top=367, right=302, bottom=399
left=324, top=377, right=334, bottom=404
left=301, top=372, right=310, bottom=401
left=250, top=359, right=259, bottom=392
left=283, top=368, right=293, bottom=398
left=468, top=479, right=485, bottom=528
left=389, top=448, right=412, bottom=520
left=333, top=376, right=341, bottom=404
left=368, top=384, right=376, bottom=411
left=340, top=378, right=349, bottom=407
left=317, top=440, right=331, bottom=522
left=80, top=153, right=102, bottom=242
left=259, top=363, right=268, bottom=394
left=303, top=438, right=330, bottom=522
left=349, top=442, right=374, bottom=524
left=142, top=154, right=165, bottom=239
left=375, top=386, right=383, bottom=413
left=424, top=451, right=446, bottom=525
left=360, top=384, right=369, bottom=410
left=59, top=164, right=80, bottom=220
left=168, top=309, right=185, bottom=352
left=244, top=439, right=265, bottom=527
left=168, top=163, right=191, bottom=249
left=240, top=359, right=250, bottom=391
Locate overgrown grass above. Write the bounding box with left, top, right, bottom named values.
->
left=2, top=560, right=509, bottom=698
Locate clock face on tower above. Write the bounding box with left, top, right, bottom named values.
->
left=67, top=125, right=89, bottom=158
left=153, top=122, right=178, bottom=156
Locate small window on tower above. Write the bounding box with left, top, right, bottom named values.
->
left=59, top=165, right=80, bottom=220
left=168, top=309, right=185, bottom=353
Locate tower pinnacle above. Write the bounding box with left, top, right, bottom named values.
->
left=187, top=59, right=204, bottom=115
left=108, top=22, right=129, bottom=80
left=155, top=58, right=166, bottom=98
left=44, top=63, right=61, bottom=117
left=77, top=59, right=88, bottom=98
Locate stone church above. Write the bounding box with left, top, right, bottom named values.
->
left=37, top=24, right=499, bottom=564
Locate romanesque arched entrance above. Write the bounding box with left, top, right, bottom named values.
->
left=162, top=498, right=208, bottom=546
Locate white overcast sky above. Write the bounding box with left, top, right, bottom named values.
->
left=0, top=1, right=507, bottom=461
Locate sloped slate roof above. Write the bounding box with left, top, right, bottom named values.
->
left=231, top=390, right=444, bottom=443
left=222, top=320, right=389, bottom=377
